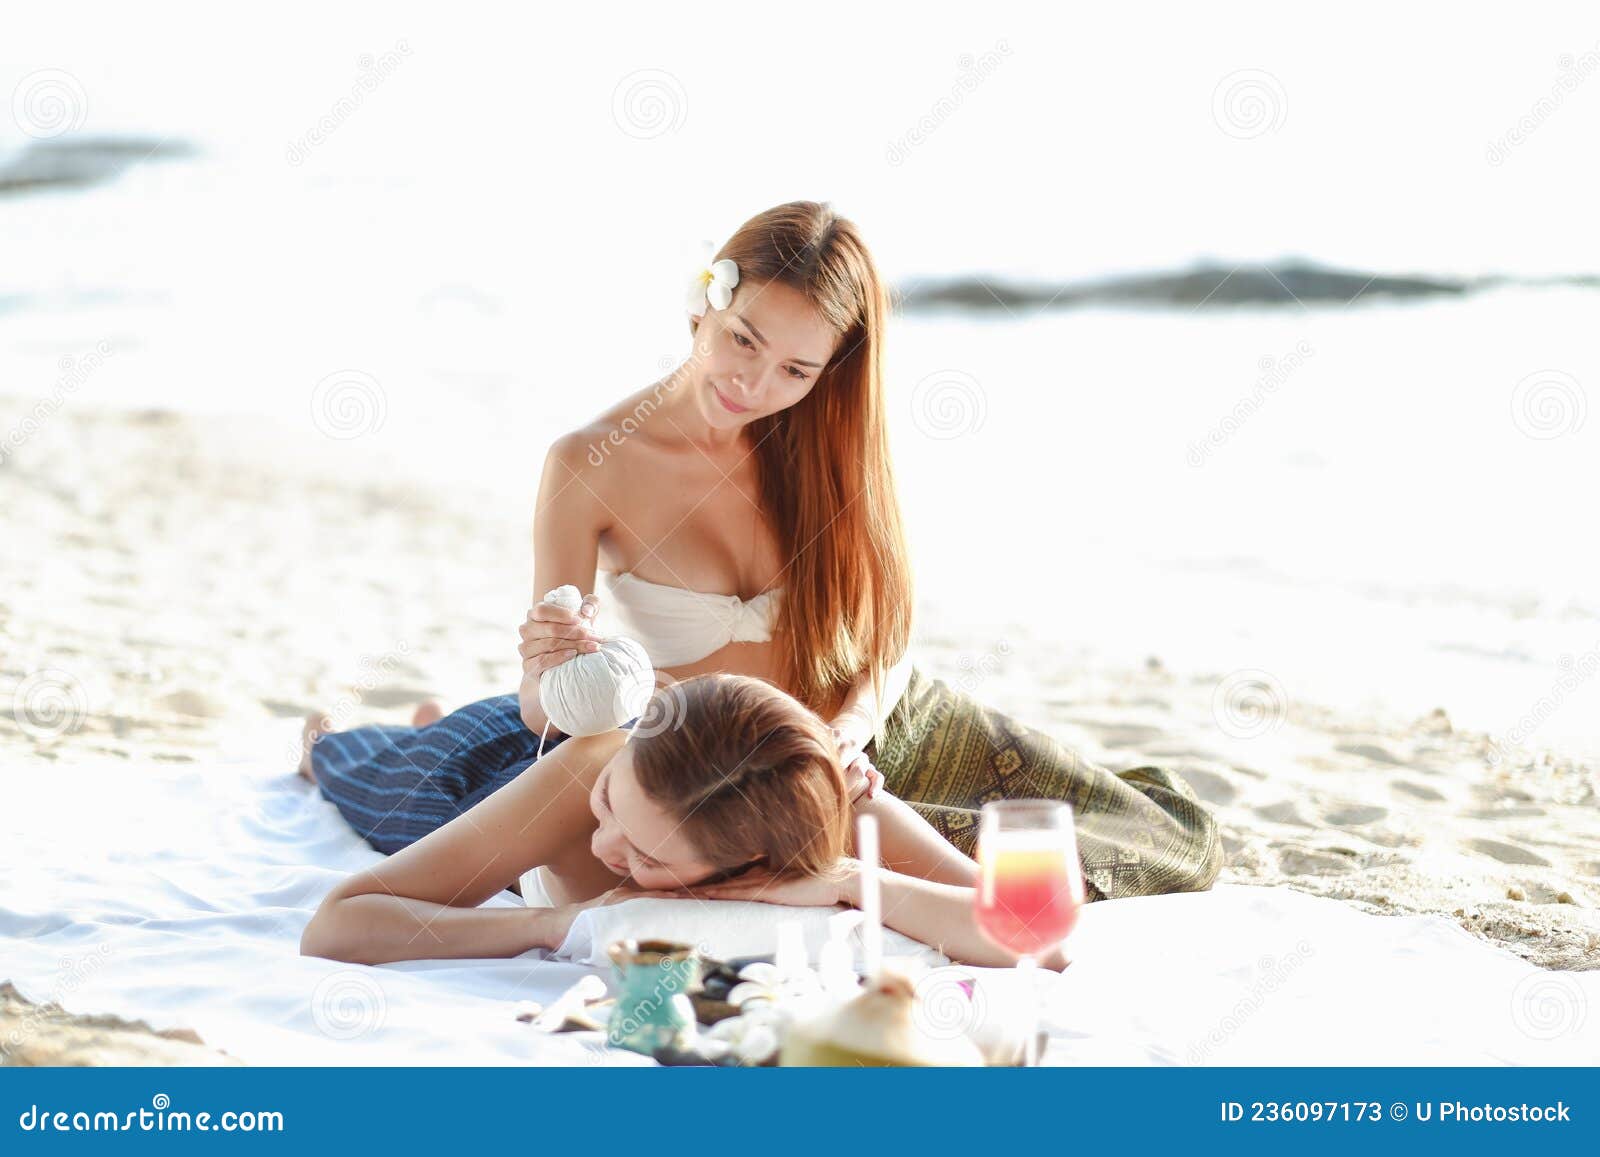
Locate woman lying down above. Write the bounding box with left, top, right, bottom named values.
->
left=299, top=674, right=1069, bottom=971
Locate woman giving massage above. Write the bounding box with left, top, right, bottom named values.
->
left=298, top=200, right=1221, bottom=967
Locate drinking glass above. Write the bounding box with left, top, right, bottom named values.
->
left=974, top=799, right=1085, bottom=1065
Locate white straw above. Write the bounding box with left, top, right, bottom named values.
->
left=856, top=813, right=882, bottom=979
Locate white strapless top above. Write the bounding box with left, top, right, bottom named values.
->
left=518, top=865, right=556, bottom=908
left=594, top=569, right=782, bottom=667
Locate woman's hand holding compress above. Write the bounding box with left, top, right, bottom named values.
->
left=518, top=593, right=602, bottom=676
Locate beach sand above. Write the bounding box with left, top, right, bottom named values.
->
left=3, top=400, right=1596, bottom=1059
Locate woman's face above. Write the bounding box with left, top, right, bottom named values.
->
left=588, top=747, right=736, bottom=890
left=690, top=277, right=838, bottom=431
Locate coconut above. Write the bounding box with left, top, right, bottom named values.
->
left=778, top=967, right=986, bottom=1067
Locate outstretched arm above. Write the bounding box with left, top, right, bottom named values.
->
left=300, top=730, right=629, bottom=965
left=830, top=650, right=914, bottom=752
left=854, top=791, right=977, bottom=888
left=842, top=861, right=1070, bottom=970
left=676, top=859, right=1069, bottom=971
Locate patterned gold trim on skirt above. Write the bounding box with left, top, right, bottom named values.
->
left=866, top=667, right=1223, bottom=902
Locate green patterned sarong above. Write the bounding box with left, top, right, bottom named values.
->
left=866, top=667, right=1223, bottom=902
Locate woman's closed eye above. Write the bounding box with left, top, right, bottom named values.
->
left=731, top=329, right=809, bottom=379
left=599, top=776, right=663, bottom=870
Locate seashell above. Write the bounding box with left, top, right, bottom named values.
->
left=777, top=971, right=824, bottom=997
left=695, top=1036, right=734, bottom=1063
left=727, top=981, right=776, bottom=1007
left=732, top=1021, right=780, bottom=1065
left=737, top=961, right=782, bottom=985
left=706, top=1010, right=783, bottom=1065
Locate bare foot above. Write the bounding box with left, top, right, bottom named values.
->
left=412, top=700, right=444, bottom=727
left=299, top=713, right=331, bottom=782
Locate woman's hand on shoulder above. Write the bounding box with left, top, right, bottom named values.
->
left=838, top=746, right=883, bottom=806
left=828, top=714, right=883, bottom=805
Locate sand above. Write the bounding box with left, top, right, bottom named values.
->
left=0, top=983, right=237, bottom=1066
left=3, top=400, right=1595, bottom=1058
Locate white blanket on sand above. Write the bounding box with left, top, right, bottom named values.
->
left=3, top=746, right=1595, bottom=1066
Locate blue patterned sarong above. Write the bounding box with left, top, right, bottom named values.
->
left=309, top=693, right=567, bottom=854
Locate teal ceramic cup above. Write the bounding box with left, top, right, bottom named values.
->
left=605, top=938, right=702, bottom=1056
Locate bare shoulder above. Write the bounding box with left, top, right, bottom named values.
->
left=545, top=383, right=683, bottom=480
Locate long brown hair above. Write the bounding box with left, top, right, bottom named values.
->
left=693, top=201, right=913, bottom=714
left=629, top=674, right=850, bottom=879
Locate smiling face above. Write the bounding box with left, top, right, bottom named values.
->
left=690, top=278, right=839, bottom=430
left=588, top=746, right=741, bottom=890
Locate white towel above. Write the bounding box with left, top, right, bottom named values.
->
left=518, top=866, right=950, bottom=969
left=3, top=731, right=1594, bottom=1065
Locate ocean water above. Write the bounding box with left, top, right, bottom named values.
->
left=3, top=4, right=1596, bottom=757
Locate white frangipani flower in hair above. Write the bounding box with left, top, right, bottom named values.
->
left=686, top=257, right=740, bottom=318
